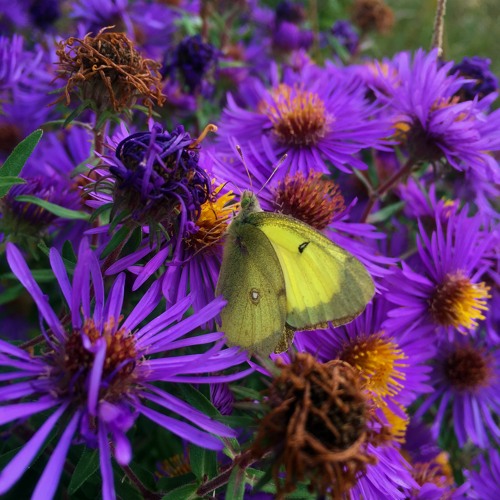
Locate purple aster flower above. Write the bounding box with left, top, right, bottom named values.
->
left=274, top=1, right=306, bottom=24
left=402, top=418, right=470, bottom=499
left=450, top=56, right=499, bottom=102
left=465, top=448, right=500, bottom=498
left=384, top=209, right=494, bottom=342
left=413, top=334, right=500, bottom=448
left=348, top=445, right=418, bottom=499
left=162, top=35, right=219, bottom=96
left=375, top=49, right=500, bottom=181
left=331, top=20, right=359, bottom=56
left=272, top=21, right=313, bottom=52
left=0, top=174, right=83, bottom=251
left=217, top=61, right=391, bottom=174
left=398, top=177, right=458, bottom=227
left=0, top=240, right=251, bottom=499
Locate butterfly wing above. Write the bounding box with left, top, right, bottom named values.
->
left=215, top=221, right=287, bottom=356
left=249, top=212, right=374, bottom=330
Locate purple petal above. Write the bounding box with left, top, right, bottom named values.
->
left=104, top=273, right=126, bottom=329
left=49, top=248, right=72, bottom=307
left=88, top=339, right=106, bottom=416
left=98, top=423, right=116, bottom=500
left=0, top=403, right=67, bottom=495
left=31, top=410, right=80, bottom=500
left=121, top=279, right=162, bottom=331
left=0, top=398, right=59, bottom=425
left=6, top=243, right=65, bottom=342
left=137, top=404, right=224, bottom=450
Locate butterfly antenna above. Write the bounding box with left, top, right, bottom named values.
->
left=236, top=145, right=253, bottom=191
left=257, top=153, right=288, bottom=196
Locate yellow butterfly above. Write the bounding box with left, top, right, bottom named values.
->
left=215, top=190, right=375, bottom=356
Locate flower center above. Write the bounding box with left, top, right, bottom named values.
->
left=429, top=271, right=490, bottom=331
left=444, top=345, right=492, bottom=392
left=53, top=318, right=137, bottom=402
left=261, top=84, right=332, bottom=147
left=273, top=172, right=345, bottom=230
left=184, top=185, right=237, bottom=251
left=339, top=333, right=407, bottom=398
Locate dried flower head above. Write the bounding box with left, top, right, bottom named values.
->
left=250, top=353, right=389, bottom=497
left=55, top=28, right=165, bottom=114
left=351, top=0, right=394, bottom=34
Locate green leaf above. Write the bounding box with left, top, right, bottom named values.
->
left=68, top=448, right=100, bottom=495
left=156, top=473, right=197, bottom=492
left=367, top=201, right=405, bottom=224
left=0, top=283, right=24, bottom=306
left=63, top=100, right=93, bottom=128
left=14, top=195, right=90, bottom=220
left=162, top=482, right=199, bottom=500
left=226, top=466, right=246, bottom=500
left=0, top=129, right=43, bottom=197
left=0, top=176, right=26, bottom=189
left=100, top=224, right=133, bottom=259
left=189, top=444, right=217, bottom=480
left=176, top=384, right=219, bottom=418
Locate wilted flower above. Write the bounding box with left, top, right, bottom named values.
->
left=55, top=28, right=165, bottom=114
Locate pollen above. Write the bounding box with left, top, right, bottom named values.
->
left=158, top=454, right=191, bottom=478
left=184, top=184, right=237, bottom=251
left=444, top=344, right=493, bottom=392
left=55, top=317, right=137, bottom=401
left=339, top=333, right=407, bottom=399
left=261, top=84, right=332, bottom=147
left=429, top=271, right=490, bottom=331
left=273, top=172, right=345, bottom=230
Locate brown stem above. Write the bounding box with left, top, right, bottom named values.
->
left=430, top=0, right=447, bottom=57
left=200, top=0, right=210, bottom=43
left=121, top=464, right=162, bottom=500
left=196, top=449, right=259, bottom=497
left=360, top=157, right=417, bottom=223
left=94, top=126, right=104, bottom=157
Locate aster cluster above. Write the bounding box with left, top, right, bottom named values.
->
left=0, top=1, right=498, bottom=499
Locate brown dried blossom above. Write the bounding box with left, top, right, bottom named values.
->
left=250, top=353, right=390, bottom=498
left=55, top=28, right=165, bottom=114
left=351, top=0, right=395, bottom=34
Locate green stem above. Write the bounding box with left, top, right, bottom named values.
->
left=360, top=157, right=417, bottom=223
left=196, top=449, right=259, bottom=497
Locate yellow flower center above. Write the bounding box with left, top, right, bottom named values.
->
left=339, top=333, right=409, bottom=440
left=429, top=271, right=490, bottom=330
left=260, top=84, right=332, bottom=147
left=184, top=184, right=237, bottom=251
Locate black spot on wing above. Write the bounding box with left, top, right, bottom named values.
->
left=298, top=241, right=310, bottom=253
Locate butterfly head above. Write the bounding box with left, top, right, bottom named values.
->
left=239, top=190, right=261, bottom=215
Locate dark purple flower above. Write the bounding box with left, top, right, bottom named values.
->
left=450, top=56, right=499, bottom=101
left=331, top=20, right=359, bottom=55
left=0, top=240, right=251, bottom=498
left=100, top=123, right=211, bottom=232
left=275, top=1, right=306, bottom=24
left=272, top=21, right=314, bottom=52
left=162, top=35, right=219, bottom=95
left=28, top=0, right=61, bottom=30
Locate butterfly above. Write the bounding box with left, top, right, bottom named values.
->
left=215, top=189, right=375, bottom=356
